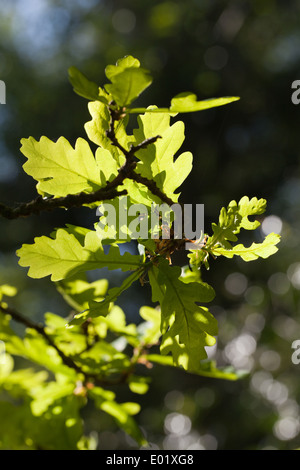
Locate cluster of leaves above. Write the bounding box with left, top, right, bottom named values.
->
left=0, top=56, right=280, bottom=449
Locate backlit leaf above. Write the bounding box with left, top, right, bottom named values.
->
left=169, top=92, right=240, bottom=113
left=20, top=136, right=112, bottom=197
left=211, top=232, right=281, bottom=261
left=90, top=385, right=147, bottom=446
left=133, top=109, right=193, bottom=201
left=17, top=228, right=143, bottom=282
left=149, top=259, right=217, bottom=372
left=104, top=56, right=152, bottom=107
left=129, top=92, right=240, bottom=114
left=68, top=66, right=107, bottom=103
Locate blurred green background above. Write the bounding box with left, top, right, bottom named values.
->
left=1, top=0, right=300, bottom=450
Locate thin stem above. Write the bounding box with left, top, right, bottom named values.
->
left=0, top=104, right=175, bottom=219
left=0, top=302, right=140, bottom=387
left=106, top=106, right=175, bottom=205
left=130, top=172, right=175, bottom=206
left=0, top=303, right=84, bottom=373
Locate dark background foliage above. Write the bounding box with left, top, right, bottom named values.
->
left=1, top=0, right=300, bottom=449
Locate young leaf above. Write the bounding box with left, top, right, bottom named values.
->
left=0, top=354, right=14, bottom=383
left=104, top=56, right=152, bottom=107
left=169, top=92, right=240, bottom=113
left=211, top=232, right=281, bottom=261
left=96, top=187, right=167, bottom=245
left=0, top=316, right=77, bottom=379
left=68, top=66, right=107, bottom=103
left=188, top=196, right=279, bottom=269
left=159, top=311, right=217, bottom=373
left=85, top=98, right=133, bottom=164
left=128, top=92, right=240, bottom=114
left=211, top=196, right=267, bottom=244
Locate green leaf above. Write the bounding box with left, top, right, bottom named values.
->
left=22, top=329, right=78, bottom=378
left=145, top=355, right=248, bottom=381
left=0, top=354, right=14, bottom=383
left=96, top=182, right=172, bottom=245
left=57, top=224, right=90, bottom=245
left=219, top=196, right=267, bottom=233
left=89, top=386, right=146, bottom=446
left=28, top=394, right=85, bottom=450
left=211, top=232, right=281, bottom=261
left=85, top=99, right=133, bottom=164
left=149, top=259, right=217, bottom=373
left=96, top=194, right=153, bottom=243
left=188, top=196, right=275, bottom=270
left=0, top=284, right=17, bottom=302
left=20, top=136, right=112, bottom=197
left=68, top=66, right=107, bottom=103
left=71, top=268, right=145, bottom=325
left=127, top=375, right=151, bottom=395
left=138, top=306, right=161, bottom=346
left=57, top=273, right=108, bottom=312
left=169, top=92, right=240, bottom=113
left=72, top=303, right=138, bottom=342
left=0, top=314, right=29, bottom=357
left=0, top=367, right=48, bottom=396
left=159, top=314, right=217, bottom=373
left=0, top=314, right=77, bottom=379
left=210, top=196, right=267, bottom=247
left=70, top=339, right=131, bottom=376
left=190, top=360, right=250, bottom=380
left=17, top=228, right=143, bottom=282
left=30, top=381, right=75, bottom=416
left=133, top=110, right=193, bottom=201
left=106, top=403, right=146, bottom=446
left=104, top=56, right=152, bottom=107
left=129, top=92, right=240, bottom=114
left=44, top=312, right=87, bottom=356
left=93, top=305, right=137, bottom=340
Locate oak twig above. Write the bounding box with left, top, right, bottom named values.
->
left=0, top=186, right=127, bottom=220
left=0, top=303, right=83, bottom=373
left=0, top=105, right=173, bottom=219
left=0, top=302, right=139, bottom=387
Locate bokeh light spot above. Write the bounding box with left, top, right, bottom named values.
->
left=112, top=9, right=136, bottom=34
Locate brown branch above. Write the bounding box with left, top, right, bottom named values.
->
left=0, top=302, right=138, bottom=387
left=106, top=106, right=176, bottom=206
left=106, top=106, right=162, bottom=162
left=0, top=303, right=84, bottom=373
left=130, top=172, right=176, bottom=206
left=0, top=105, right=175, bottom=219
left=0, top=186, right=127, bottom=220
